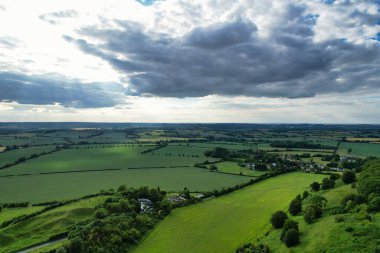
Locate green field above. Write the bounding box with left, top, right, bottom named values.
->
left=132, top=172, right=325, bottom=253
left=0, top=196, right=106, bottom=252
left=0, top=206, right=44, bottom=224
left=0, top=145, right=56, bottom=168
left=215, top=161, right=267, bottom=177
left=0, top=167, right=250, bottom=203
left=338, top=142, right=380, bottom=157
left=0, top=146, right=215, bottom=176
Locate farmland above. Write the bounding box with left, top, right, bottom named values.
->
left=338, top=142, right=380, bottom=157
left=132, top=173, right=325, bottom=253
left=0, top=123, right=379, bottom=253
left=0, top=166, right=249, bottom=203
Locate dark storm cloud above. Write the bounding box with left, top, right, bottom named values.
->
left=39, top=10, right=78, bottom=25
left=0, top=72, right=125, bottom=108
left=64, top=7, right=380, bottom=99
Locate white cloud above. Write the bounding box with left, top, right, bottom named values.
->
left=0, top=0, right=379, bottom=122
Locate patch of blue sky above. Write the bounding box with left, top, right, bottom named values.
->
left=136, top=0, right=156, bottom=6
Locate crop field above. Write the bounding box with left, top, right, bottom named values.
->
left=0, top=145, right=56, bottom=168
left=215, top=161, right=267, bottom=177
left=0, top=167, right=250, bottom=203
left=0, top=196, right=106, bottom=252
left=132, top=173, right=325, bottom=253
left=0, top=145, right=215, bottom=176
left=338, top=142, right=380, bottom=157
left=169, top=142, right=257, bottom=151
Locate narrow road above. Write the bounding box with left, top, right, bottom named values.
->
left=17, top=237, right=67, bottom=253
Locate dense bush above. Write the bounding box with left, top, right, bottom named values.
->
left=288, top=199, right=302, bottom=216
left=235, top=243, right=270, bottom=253
left=342, top=171, right=356, bottom=184
left=321, top=178, right=335, bottom=190
left=329, top=173, right=340, bottom=180
left=270, top=211, right=288, bottom=229
left=310, top=182, right=320, bottom=191
left=283, top=228, right=300, bottom=247
left=281, top=219, right=299, bottom=241
left=368, top=197, right=380, bottom=212
left=304, top=196, right=326, bottom=223
left=61, top=187, right=172, bottom=253
left=358, top=159, right=380, bottom=197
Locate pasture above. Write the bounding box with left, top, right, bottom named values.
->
left=0, top=167, right=250, bottom=203
left=132, top=172, right=325, bottom=253
left=338, top=142, right=380, bottom=157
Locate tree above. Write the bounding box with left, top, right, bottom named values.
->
left=159, top=199, right=172, bottom=215
left=181, top=187, right=191, bottom=199
left=303, top=204, right=323, bottom=224
left=342, top=171, right=356, bottom=184
left=321, top=178, right=335, bottom=190
left=302, top=191, right=309, bottom=199
left=283, top=228, right=300, bottom=247
left=329, top=173, right=340, bottom=180
left=270, top=211, right=288, bottom=229
left=288, top=199, right=302, bottom=216
left=281, top=219, right=299, bottom=241
left=310, top=182, right=320, bottom=191
left=369, top=197, right=380, bottom=212
left=358, top=160, right=380, bottom=196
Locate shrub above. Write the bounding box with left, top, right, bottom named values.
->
left=310, top=182, right=320, bottom=191
left=345, top=226, right=354, bottom=232
left=302, top=191, right=309, bottom=199
left=304, top=204, right=322, bottom=224
left=283, top=228, right=300, bottom=247
left=288, top=199, right=302, bottom=216
left=270, top=211, right=288, bottom=229
left=235, top=243, right=270, bottom=253
left=342, top=171, right=356, bottom=184
left=368, top=197, right=380, bottom=212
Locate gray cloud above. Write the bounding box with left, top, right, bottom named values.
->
left=63, top=3, right=380, bottom=100
left=39, top=10, right=78, bottom=25
left=0, top=72, right=125, bottom=108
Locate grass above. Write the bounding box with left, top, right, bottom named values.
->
left=0, top=196, right=106, bottom=252
left=258, top=181, right=380, bottom=252
left=0, top=206, right=45, bottom=224
left=215, top=162, right=267, bottom=177
left=131, top=172, right=325, bottom=253
left=0, top=167, right=250, bottom=203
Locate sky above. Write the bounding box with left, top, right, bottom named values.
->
left=0, top=0, right=379, bottom=123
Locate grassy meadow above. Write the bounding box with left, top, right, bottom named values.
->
left=132, top=172, right=325, bottom=253
left=0, top=196, right=106, bottom=252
